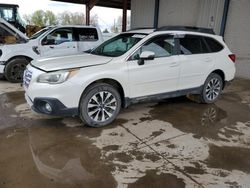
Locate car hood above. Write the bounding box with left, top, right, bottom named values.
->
left=31, top=53, right=113, bottom=72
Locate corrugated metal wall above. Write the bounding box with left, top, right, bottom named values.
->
left=196, top=0, right=225, bottom=34
left=131, top=0, right=155, bottom=28
left=131, top=0, right=224, bottom=34
left=224, top=0, right=250, bottom=78
left=158, top=0, right=200, bottom=27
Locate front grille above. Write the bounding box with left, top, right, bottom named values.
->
left=23, top=69, right=32, bottom=88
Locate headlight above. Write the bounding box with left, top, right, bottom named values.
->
left=37, top=69, right=79, bottom=84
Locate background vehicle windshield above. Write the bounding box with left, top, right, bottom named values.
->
left=91, top=33, right=147, bottom=57
left=30, top=27, right=52, bottom=40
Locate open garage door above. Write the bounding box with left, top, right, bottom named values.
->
left=224, top=0, right=250, bottom=78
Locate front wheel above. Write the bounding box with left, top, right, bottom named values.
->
left=200, top=73, right=223, bottom=104
left=5, top=58, right=29, bottom=83
left=79, top=83, right=121, bottom=127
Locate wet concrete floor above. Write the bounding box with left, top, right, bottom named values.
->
left=0, top=79, right=250, bottom=188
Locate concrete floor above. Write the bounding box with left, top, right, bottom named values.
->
left=0, top=78, right=250, bottom=188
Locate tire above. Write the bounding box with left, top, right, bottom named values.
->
left=79, top=83, right=121, bottom=127
left=4, top=58, right=29, bottom=83
left=0, top=74, right=5, bottom=80
left=200, top=73, right=223, bottom=104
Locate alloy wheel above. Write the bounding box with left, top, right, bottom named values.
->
left=205, top=78, right=221, bottom=101
left=87, top=91, right=117, bottom=122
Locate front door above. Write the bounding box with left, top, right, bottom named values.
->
left=127, top=35, right=180, bottom=98
left=39, top=27, right=78, bottom=58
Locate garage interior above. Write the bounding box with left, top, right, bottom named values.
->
left=1, top=0, right=250, bottom=188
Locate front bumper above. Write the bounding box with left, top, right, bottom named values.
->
left=25, top=93, right=78, bottom=116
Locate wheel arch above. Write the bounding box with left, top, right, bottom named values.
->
left=210, top=69, right=225, bottom=89
left=6, top=55, right=33, bottom=65
left=80, top=78, right=127, bottom=108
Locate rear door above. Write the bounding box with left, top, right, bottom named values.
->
left=128, top=34, right=180, bottom=98
left=39, top=27, right=78, bottom=58
left=75, top=27, right=101, bottom=52
left=177, top=34, right=214, bottom=90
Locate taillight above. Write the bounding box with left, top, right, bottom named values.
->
left=228, top=54, right=236, bottom=63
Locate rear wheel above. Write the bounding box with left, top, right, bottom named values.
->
left=200, top=73, right=223, bottom=104
left=5, top=58, right=29, bottom=83
left=79, top=83, right=121, bottom=127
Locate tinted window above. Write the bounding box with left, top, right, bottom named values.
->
left=205, top=37, right=223, bottom=52
left=131, top=35, right=175, bottom=60
left=42, top=28, right=74, bottom=45
left=77, top=28, right=98, bottom=41
left=179, top=35, right=210, bottom=55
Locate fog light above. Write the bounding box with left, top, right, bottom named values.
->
left=45, top=103, right=52, bottom=113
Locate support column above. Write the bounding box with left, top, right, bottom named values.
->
left=154, top=0, right=160, bottom=29
left=85, top=0, right=99, bottom=25
left=220, top=0, right=231, bottom=36
left=86, top=4, right=90, bottom=25
left=122, top=0, right=128, bottom=32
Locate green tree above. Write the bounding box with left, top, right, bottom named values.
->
left=59, top=11, right=85, bottom=25
left=31, top=10, right=46, bottom=27
left=59, top=11, right=98, bottom=26
left=24, top=10, right=57, bottom=26
left=45, top=10, right=57, bottom=25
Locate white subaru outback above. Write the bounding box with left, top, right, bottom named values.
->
left=23, top=27, right=236, bottom=127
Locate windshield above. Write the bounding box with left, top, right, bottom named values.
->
left=30, top=27, right=52, bottom=40
left=91, top=33, right=147, bottom=57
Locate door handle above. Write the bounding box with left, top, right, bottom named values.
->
left=205, top=58, right=212, bottom=62
left=169, top=62, right=179, bottom=67
left=49, top=46, right=54, bottom=49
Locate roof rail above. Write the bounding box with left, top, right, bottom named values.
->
left=128, top=27, right=156, bottom=31
left=156, top=26, right=215, bottom=34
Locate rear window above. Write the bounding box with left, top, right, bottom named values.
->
left=204, top=37, right=224, bottom=52
left=77, top=28, right=98, bottom=41
left=179, top=35, right=210, bottom=55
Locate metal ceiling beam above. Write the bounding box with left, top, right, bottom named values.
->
left=51, top=0, right=131, bottom=9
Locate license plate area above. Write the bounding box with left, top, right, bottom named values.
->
left=23, top=69, right=33, bottom=88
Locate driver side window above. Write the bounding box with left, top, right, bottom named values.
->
left=130, top=35, right=175, bottom=60
left=42, top=28, right=74, bottom=45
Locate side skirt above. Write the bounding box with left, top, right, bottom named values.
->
left=124, top=86, right=203, bottom=108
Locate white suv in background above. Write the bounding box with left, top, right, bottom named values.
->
left=0, top=18, right=103, bottom=82
left=23, top=26, right=236, bottom=127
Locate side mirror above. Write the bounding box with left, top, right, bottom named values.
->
left=138, top=51, right=155, bottom=65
